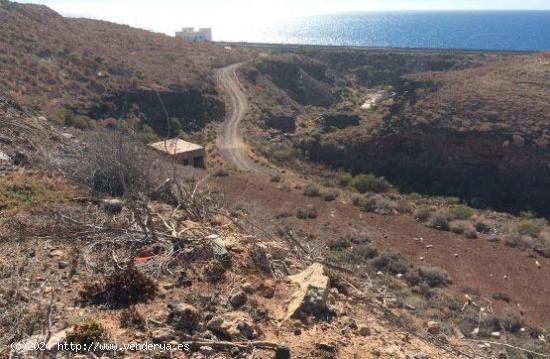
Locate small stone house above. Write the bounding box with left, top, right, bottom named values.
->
left=149, top=139, right=205, bottom=168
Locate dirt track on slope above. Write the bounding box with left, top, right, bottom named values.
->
left=216, top=63, right=270, bottom=175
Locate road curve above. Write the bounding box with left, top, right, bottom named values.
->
left=216, top=63, right=265, bottom=173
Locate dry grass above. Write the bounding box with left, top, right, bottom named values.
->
left=0, top=171, right=76, bottom=215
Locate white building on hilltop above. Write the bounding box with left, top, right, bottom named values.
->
left=175, top=27, right=212, bottom=42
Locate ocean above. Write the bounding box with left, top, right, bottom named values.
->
left=217, top=11, right=550, bottom=51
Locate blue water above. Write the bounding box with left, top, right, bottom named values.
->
left=218, top=11, right=550, bottom=51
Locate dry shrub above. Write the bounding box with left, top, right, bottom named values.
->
left=416, top=266, right=452, bottom=288
left=202, top=259, right=226, bottom=282
left=396, top=199, right=414, bottom=214
left=428, top=211, right=451, bottom=231
left=74, top=133, right=159, bottom=197
left=371, top=251, right=410, bottom=275
left=303, top=184, right=320, bottom=197
left=450, top=220, right=478, bottom=238
left=349, top=173, right=392, bottom=193
left=80, top=266, right=157, bottom=308
left=515, top=218, right=547, bottom=238
left=414, top=207, right=432, bottom=222
left=65, top=320, right=108, bottom=348
left=120, top=307, right=146, bottom=329
left=321, top=189, right=339, bottom=202
left=296, top=206, right=318, bottom=219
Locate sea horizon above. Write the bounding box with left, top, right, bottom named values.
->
left=210, top=10, right=550, bottom=51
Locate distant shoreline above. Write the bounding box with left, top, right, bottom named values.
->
left=216, top=41, right=540, bottom=54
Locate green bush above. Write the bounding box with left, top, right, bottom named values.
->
left=516, top=218, right=546, bottom=238
left=448, top=205, right=475, bottom=220
left=349, top=174, right=392, bottom=194
left=271, top=145, right=299, bottom=162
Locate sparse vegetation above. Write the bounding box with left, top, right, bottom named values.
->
left=296, top=206, right=318, bottom=219
left=349, top=173, right=392, bottom=194
left=80, top=266, right=157, bottom=308
left=303, top=184, right=320, bottom=197
left=65, top=320, right=108, bottom=349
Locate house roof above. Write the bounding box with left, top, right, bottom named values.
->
left=149, top=139, right=203, bottom=155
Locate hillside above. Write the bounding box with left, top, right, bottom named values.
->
left=239, top=48, right=550, bottom=215
left=0, top=0, right=249, bottom=136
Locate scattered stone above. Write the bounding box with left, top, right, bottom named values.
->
left=176, top=270, right=192, bottom=287
left=208, top=235, right=231, bottom=265
left=199, top=346, right=215, bottom=356
left=151, top=328, right=173, bottom=342
left=229, top=291, right=248, bottom=309
left=251, top=243, right=272, bottom=274
left=316, top=342, right=337, bottom=353
left=242, top=282, right=254, bottom=294
left=58, top=261, right=69, bottom=269
left=414, top=353, right=429, bottom=359
left=206, top=312, right=258, bottom=340
left=49, top=249, right=65, bottom=258
left=536, top=260, right=541, bottom=268
left=286, top=263, right=330, bottom=320
left=427, top=321, right=441, bottom=335
left=358, top=326, right=371, bottom=336
left=167, top=303, right=199, bottom=331
left=0, top=151, right=10, bottom=162
left=491, top=331, right=501, bottom=339
left=162, top=282, right=175, bottom=290
left=267, top=242, right=290, bottom=260
left=275, top=346, right=291, bottom=359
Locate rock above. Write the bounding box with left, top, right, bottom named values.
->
left=208, top=235, right=231, bottom=265
left=167, top=303, right=199, bottom=331
left=49, top=249, right=65, bottom=258
left=275, top=346, right=291, bottom=359
left=427, top=321, right=441, bottom=335
left=251, top=243, right=272, bottom=275
left=199, top=346, right=215, bottom=356
left=242, top=282, right=254, bottom=294
left=491, top=331, right=501, bottom=339
left=58, top=261, right=69, bottom=269
left=358, top=326, right=371, bottom=336
left=414, top=353, right=429, bottom=359
left=286, top=263, right=330, bottom=320
left=267, top=242, right=290, bottom=260
left=229, top=291, right=248, bottom=309
left=316, top=342, right=337, bottom=352
left=206, top=311, right=257, bottom=340
left=0, top=151, right=10, bottom=162
left=151, top=328, right=173, bottom=342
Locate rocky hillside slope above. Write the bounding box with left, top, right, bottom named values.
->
left=0, top=0, right=248, bottom=136
left=241, top=49, right=549, bottom=215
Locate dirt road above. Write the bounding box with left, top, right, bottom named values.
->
left=216, top=63, right=269, bottom=174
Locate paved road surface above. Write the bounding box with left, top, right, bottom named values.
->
left=216, top=63, right=267, bottom=174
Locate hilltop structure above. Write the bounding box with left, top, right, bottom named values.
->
left=175, top=27, right=212, bottom=42
left=149, top=139, right=205, bottom=168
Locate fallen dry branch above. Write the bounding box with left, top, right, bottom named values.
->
left=463, top=338, right=550, bottom=357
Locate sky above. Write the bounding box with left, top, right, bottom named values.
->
left=18, top=0, right=550, bottom=36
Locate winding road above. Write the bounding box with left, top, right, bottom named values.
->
left=216, top=63, right=265, bottom=173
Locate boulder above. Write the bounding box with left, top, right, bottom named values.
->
left=229, top=291, right=248, bottom=309
left=167, top=302, right=199, bottom=331
left=206, top=311, right=258, bottom=340
left=251, top=243, right=272, bottom=275
left=286, top=263, right=330, bottom=320
left=208, top=235, right=231, bottom=265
